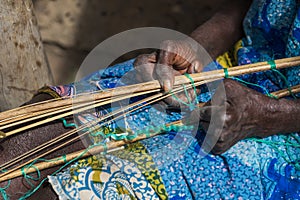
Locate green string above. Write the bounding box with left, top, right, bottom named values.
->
left=268, top=60, right=297, bottom=99
left=223, top=68, right=278, bottom=99
left=171, top=92, right=193, bottom=107
left=19, top=142, right=108, bottom=200
left=170, top=73, right=199, bottom=110
left=144, top=127, right=152, bottom=138
left=90, top=127, right=106, bottom=138
left=184, top=73, right=199, bottom=104
left=17, top=121, right=195, bottom=199
left=0, top=170, right=11, bottom=200
left=183, top=84, right=192, bottom=105
left=286, top=134, right=300, bottom=170
left=223, top=68, right=229, bottom=78
left=226, top=61, right=299, bottom=170
left=62, top=155, right=67, bottom=163
left=249, top=137, right=300, bottom=171
left=20, top=154, right=74, bottom=197
left=21, top=164, right=41, bottom=189
left=222, top=64, right=277, bottom=98
left=268, top=60, right=276, bottom=70
left=15, top=64, right=299, bottom=198
left=229, top=77, right=278, bottom=99
left=60, top=118, right=78, bottom=128
left=249, top=137, right=300, bottom=147
left=91, top=123, right=194, bottom=142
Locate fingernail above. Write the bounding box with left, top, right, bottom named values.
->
left=194, top=65, right=200, bottom=72
left=194, top=61, right=201, bottom=72
left=163, top=80, right=171, bottom=92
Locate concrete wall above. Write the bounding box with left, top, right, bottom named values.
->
left=33, top=0, right=220, bottom=84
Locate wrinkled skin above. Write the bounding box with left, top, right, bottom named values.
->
left=2, top=74, right=300, bottom=199
left=134, top=40, right=202, bottom=108
left=134, top=40, right=300, bottom=155
left=153, top=40, right=203, bottom=92
left=3, top=0, right=300, bottom=197
left=133, top=0, right=252, bottom=108
left=187, top=79, right=300, bottom=154
left=0, top=94, right=85, bottom=200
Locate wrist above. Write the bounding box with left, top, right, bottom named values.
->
left=258, top=97, right=300, bottom=137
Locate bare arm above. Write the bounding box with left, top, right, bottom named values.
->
left=190, top=0, right=252, bottom=59
left=155, top=0, right=252, bottom=91
left=134, top=0, right=253, bottom=106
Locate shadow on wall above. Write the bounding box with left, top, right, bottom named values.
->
left=34, top=0, right=220, bottom=84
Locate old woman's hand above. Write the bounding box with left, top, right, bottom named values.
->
left=134, top=40, right=202, bottom=108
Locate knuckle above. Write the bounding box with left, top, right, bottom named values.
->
left=223, top=79, right=236, bottom=89
left=218, top=134, right=226, bottom=142
left=212, top=143, right=227, bottom=154
left=160, top=40, right=174, bottom=53
left=134, top=54, right=149, bottom=67
left=161, top=40, right=175, bottom=48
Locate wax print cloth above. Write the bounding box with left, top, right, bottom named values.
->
left=48, top=0, right=300, bottom=199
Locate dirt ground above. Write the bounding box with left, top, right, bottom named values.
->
left=33, top=0, right=221, bottom=84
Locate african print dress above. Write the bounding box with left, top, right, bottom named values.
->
left=47, top=0, right=300, bottom=199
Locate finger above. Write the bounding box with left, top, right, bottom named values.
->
left=134, top=52, right=157, bottom=68
left=163, top=95, right=181, bottom=108
left=211, top=146, right=227, bottom=155
left=163, top=86, right=200, bottom=108
left=187, top=60, right=203, bottom=74
left=161, top=40, right=195, bottom=71
left=154, top=62, right=175, bottom=92
left=199, top=105, right=224, bottom=121
left=200, top=105, right=227, bottom=153
left=182, top=109, right=200, bottom=125
left=134, top=53, right=157, bottom=82
left=201, top=125, right=223, bottom=153
left=211, top=135, right=237, bottom=155
left=182, top=105, right=222, bottom=126
left=155, top=41, right=187, bottom=91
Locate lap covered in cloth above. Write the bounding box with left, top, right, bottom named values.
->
left=47, top=0, right=300, bottom=199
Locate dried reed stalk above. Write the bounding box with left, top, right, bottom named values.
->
left=1, top=56, right=299, bottom=123
left=0, top=83, right=299, bottom=182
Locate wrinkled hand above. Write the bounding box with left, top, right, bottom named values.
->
left=196, top=79, right=279, bottom=154
left=134, top=40, right=202, bottom=107
left=154, top=40, right=203, bottom=91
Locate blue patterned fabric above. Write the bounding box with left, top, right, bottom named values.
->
left=49, top=153, right=162, bottom=199
left=239, top=0, right=300, bottom=93
left=49, top=0, right=300, bottom=199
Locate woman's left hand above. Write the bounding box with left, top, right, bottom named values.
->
left=197, top=79, right=283, bottom=154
